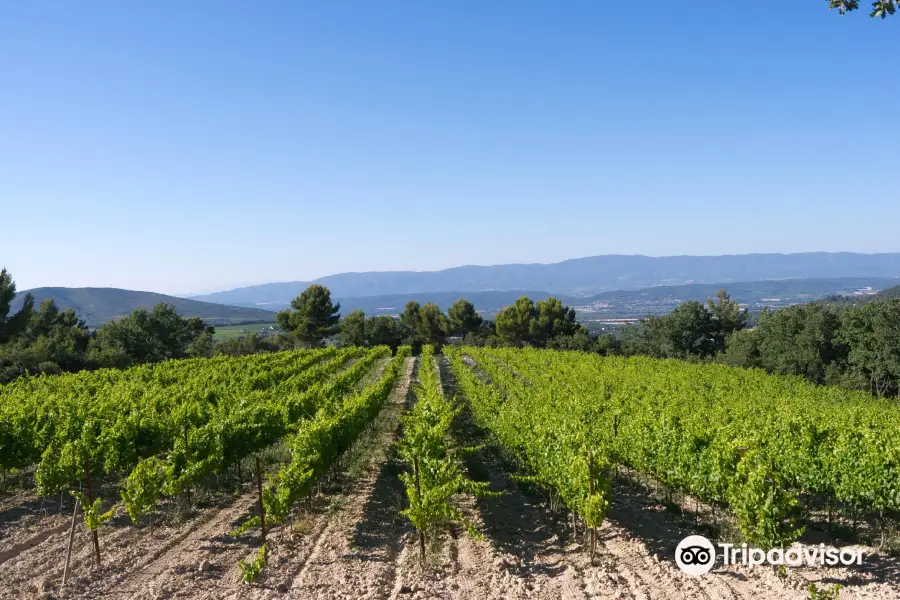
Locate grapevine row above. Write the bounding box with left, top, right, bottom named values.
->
left=399, top=345, right=493, bottom=563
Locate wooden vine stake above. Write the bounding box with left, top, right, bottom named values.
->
left=588, top=453, right=596, bottom=562
left=84, top=458, right=101, bottom=567
left=414, top=455, right=425, bottom=565
left=255, top=455, right=267, bottom=549
left=62, top=499, right=80, bottom=585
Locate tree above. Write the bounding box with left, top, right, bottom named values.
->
left=447, top=298, right=483, bottom=338
left=0, top=268, right=34, bottom=344
left=340, top=309, right=368, bottom=347
left=494, top=296, right=538, bottom=346
left=640, top=301, right=716, bottom=359
left=276, top=284, right=341, bottom=347
left=0, top=296, right=91, bottom=382
left=706, top=289, right=747, bottom=352
left=735, top=304, right=847, bottom=385
left=417, top=303, right=449, bottom=346
left=533, top=297, right=580, bottom=346
left=87, top=303, right=214, bottom=367
left=720, top=328, right=762, bottom=369
left=829, top=0, right=897, bottom=19
left=213, top=332, right=293, bottom=357
left=186, top=329, right=214, bottom=358
left=399, top=301, right=421, bottom=333
left=840, top=299, right=900, bottom=397
left=365, top=315, right=405, bottom=351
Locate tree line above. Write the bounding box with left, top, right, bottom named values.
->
left=0, top=269, right=218, bottom=383
left=4, top=266, right=900, bottom=399
left=608, top=290, right=900, bottom=399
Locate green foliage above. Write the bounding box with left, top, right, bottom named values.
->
left=829, top=0, right=897, bottom=18
left=365, top=315, right=405, bottom=351
left=239, top=347, right=411, bottom=531
left=722, top=304, right=847, bottom=385
left=276, top=284, right=341, bottom=347
left=417, top=303, right=449, bottom=346
left=533, top=297, right=579, bottom=345
left=0, top=268, right=34, bottom=344
left=0, top=297, right=91, bottom=383
left=70, top=491, right=116, bottom=532
left=0, top=346, right=370, bottom=501
left=238, top=545, right=267, bottom=583
left=340, top=309, right=368, bottom=347
left=494, top=296, right=537, bottom=346
left=448, top=346, right=900, bottom=550
left=397, top=302, right=450, bottom=348
left=87, top=303, right=214, bottom=368
left=808, top=582, right=842, bottom=600
left=121, top=457, right=167, bottom=524
left=727, top=449, right=805, bottom=550
left=448, top=298, right=483, bottom=338
left=707, top=289, right=748, bottom=352
left=399, top=346, right=494, bottom=552
left=840, top=299, right=900, bottom=397
left=213, top=332, right=294, bottom=357
left=447, top=347, right=613, bottom=539
left=494, top=295, right=583, bottom=348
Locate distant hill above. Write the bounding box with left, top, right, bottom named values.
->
left=822, top=284, right=900, bottom=309
left=13, top=277, right=894, bottom=330
left=11, top=287, right=277, bottom=328
left=188, top=252, right=900, bottom=305
left=313, top=277, right=900, bottom=319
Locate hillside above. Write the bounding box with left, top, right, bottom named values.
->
left=188, top=252, right=900, bottom=304
left=822, top=283, right=900, bottom=308
left=11, top=287, right=277, bottom=328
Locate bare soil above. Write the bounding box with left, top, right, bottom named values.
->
left=0, top=355, right=897, bottom=600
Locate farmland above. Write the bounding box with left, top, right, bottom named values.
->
left=0, top=348, right=898, bottom=599
left=213, top=322, right=279, bottom=341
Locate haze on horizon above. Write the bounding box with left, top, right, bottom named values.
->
left=2, top=2, right=898, bottom=295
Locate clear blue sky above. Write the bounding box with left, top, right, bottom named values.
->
left=1, top=2, right=897, bottom=295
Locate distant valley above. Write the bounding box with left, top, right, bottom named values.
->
left=188, top=252, right=900, bottom=304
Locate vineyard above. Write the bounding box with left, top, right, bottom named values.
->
left=0, top=346, right=898, bottom=599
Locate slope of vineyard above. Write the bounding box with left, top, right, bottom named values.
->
left=447, top=347, right=900, bottom=549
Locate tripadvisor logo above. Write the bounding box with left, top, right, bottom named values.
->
left=675, top=535, right=716, bottom=576
left=675, top=535, right=864, bottom=577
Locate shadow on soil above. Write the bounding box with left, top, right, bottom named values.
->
left=439, top=357, right=569, bottom=580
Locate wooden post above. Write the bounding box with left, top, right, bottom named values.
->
left=84, top=458, right=101, bottom=567
left=589, top=454, right=596, bottom=561
left=62, top=499, right=80, bottom=585
left=414, top=456, right=425, bottom=565
left=255, top=455, right=267, bottom=545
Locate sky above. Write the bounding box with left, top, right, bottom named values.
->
left=1, top=2, right=898, bottom=295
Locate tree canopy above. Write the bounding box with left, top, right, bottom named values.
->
left=829, top=0, right=897, bottom=18
left=86, top=303, right=214, bottom=367
left=276, top=284, right=341, bottom=347
left=448, top=298, right=483, bottom=338
left=0, top=268, right=34, bottom=344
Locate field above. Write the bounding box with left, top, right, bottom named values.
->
left=0, top=347, right=898, bottom=599
left=213, top=322, right=279, bottom=341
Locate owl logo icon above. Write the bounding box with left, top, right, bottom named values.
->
left=675, top=535, right=716, bottom=576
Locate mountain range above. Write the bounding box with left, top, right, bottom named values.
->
left=188, top=252, right=900, bottom=306
left=12, top=253, right=900, bottom=328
